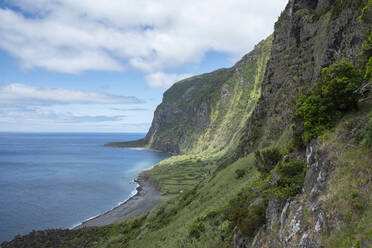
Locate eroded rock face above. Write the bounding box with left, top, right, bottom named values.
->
left=234, top=141, right=332, bottom=248
left=144, top=37, right=273, bottom=154
left=237, top=0, right=368, bottom=157
left=233, top=0, right=368, bottom=246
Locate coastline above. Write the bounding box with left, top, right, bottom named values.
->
left=126, top=147, right=163, bottom=152
left=73, top=171, right=162, bottom=229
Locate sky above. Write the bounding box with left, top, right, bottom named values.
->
left=0, top=0, right=288, bottom=133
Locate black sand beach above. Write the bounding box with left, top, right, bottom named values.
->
left=74, top=173, right=162, bottom=228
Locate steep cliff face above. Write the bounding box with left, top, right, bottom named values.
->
left=232, top=0, right=371, bottom=247
left=143, top=37, right=272, bottom=154
left=237, top=141, right=333, bottom=248
left=2, top=1, right=370, bottom=247
left=237, top=0, right=369, bottom=157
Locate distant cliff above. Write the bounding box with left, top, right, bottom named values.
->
left=107, top=36, right=272, bottom=154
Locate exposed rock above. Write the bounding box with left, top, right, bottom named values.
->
left=234, top=1, right=369, bottom=245
left=237, top=0, right=368, bottom=157
left=142, top=36, right=273, bottom=154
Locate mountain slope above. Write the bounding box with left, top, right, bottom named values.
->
left=107, top=36, right=272, bottom=155
left=2, top=0, right=371, bottom=247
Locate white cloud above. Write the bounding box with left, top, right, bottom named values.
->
left=0, top=106, right=126, bottom=123
left=0, top=83, right=141, bottom=105
left=0, top=0, right=288, bottom=86
left=0, top=105, right=150, bottom=132
left=111, top=108, right=150, bottom=111
left=145, top=72, right=192, bottom=88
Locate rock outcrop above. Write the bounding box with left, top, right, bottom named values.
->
left=237, top=0, right=369, bottom=157
left=232, top=0, right=370, bottom=247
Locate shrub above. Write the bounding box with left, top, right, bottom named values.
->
left=228, top=204, right=265, bottom=237
left=238, top=205, right=265, bottom=237
left=254, top=148, right=282, bottom=174
left=296, top=61, right=364, bottom=142
left=361, top=115, right=372, bottom=148
left=180, top=186, right=197, bottom=207
left=362, top=30, right=372, bottom=59
left=189, top=221, right=205, bottom=239
left=235, top=169, right=246, bottom=179
left=320, top=62, right=363, bottom=111
left=365, top=56, right=372, bottom=81
left=266, top=159, right=307, bottom=199
left=359, top=0, right=372, bottom=23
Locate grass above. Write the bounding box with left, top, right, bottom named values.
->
left=317, top=102, right=372, bottom=247
left=148, top=153, right=219, bottom=194
left=95, top=154, right=260, bottom=248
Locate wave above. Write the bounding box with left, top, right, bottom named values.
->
left=69, top=180, right=140, bottom=229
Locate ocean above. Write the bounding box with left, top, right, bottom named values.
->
left=0, top=133, right=170, bottom=242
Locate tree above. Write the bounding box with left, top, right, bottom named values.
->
left=254, top=148, right=282, bottom=174
left=296, top=61, right=364, bottom=142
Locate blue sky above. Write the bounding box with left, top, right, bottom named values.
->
left=0, top=0, right=288, bottom=132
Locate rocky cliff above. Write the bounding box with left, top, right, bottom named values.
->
left=237, top=0, right=370, bottom=157
left=107, top=36, right=272, bottom=154
left=2, top=0, right=371, bottom=247
left=232, top=0, right=371, bottom=247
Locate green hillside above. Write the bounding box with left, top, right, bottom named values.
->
left=2, top=0, right=371, bottom=247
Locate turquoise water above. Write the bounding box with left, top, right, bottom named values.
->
left=0, top=133, right=170, bottom=242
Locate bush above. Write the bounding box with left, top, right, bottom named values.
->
left=238, top=205, right=265, bottom=237
left=266, top=159, right=307, bottom=199
left=228, top=204, right=265, bottom=237
left=189, top=221, right=205, bottom=239
left=360, top=0, right=372, bottom=22
left=296, top=61, right=364, bottom=142
left=254, top=148, right=282, bottom=174
left=365, top=57, right=372, bottom=80
left=235, top=169, right=246, bottom=179
left=361, top=115, right=372, bottom=148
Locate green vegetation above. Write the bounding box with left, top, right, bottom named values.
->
left=234, top=169, right=245, bottom=179
left=3, top=2, right=372, bottom=247
left=254, top=148, right=282, bottom=175
left=359, top=0, right=372, bottom=22
left=228, top=203, right=265, bottom=238
left=318, top=104, right=372, bottom=247
left=147, top=154, right=217, bottom=194
left=189, top=218, right=206, bottom=239
left=267, top=159, right=307, bottom=199
left=296, top=60, right=365, bottom=142
left=361, top=30, right=372, bottom=81
left=361, top=114, right=372, bottom=147
left=141, top=36, right=273, bottom=155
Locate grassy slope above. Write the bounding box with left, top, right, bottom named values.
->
left=98, top=155, right=260, bottom=248
left=4, top=105, right=370, bottom=247
left=3, top=2, right=371, bottom=246
left=144, top=37, right=272, bottom=194
left=318, top=101, right=372, bottom=247
left=97, top=101, right=372, bottom=248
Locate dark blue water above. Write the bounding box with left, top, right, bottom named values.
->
left=0, top=133, right=170, bottom=242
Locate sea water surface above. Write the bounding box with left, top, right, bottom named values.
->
left=0, top=133, right=170, bottom=242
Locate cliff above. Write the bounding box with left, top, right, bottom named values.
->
left=106, top=36, right=272, bottom=154
left=237, top=0, right=370, bottom=157
left=231, top=0, right=372, bottom=247
left=2, top=0, right=371, bottom=247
